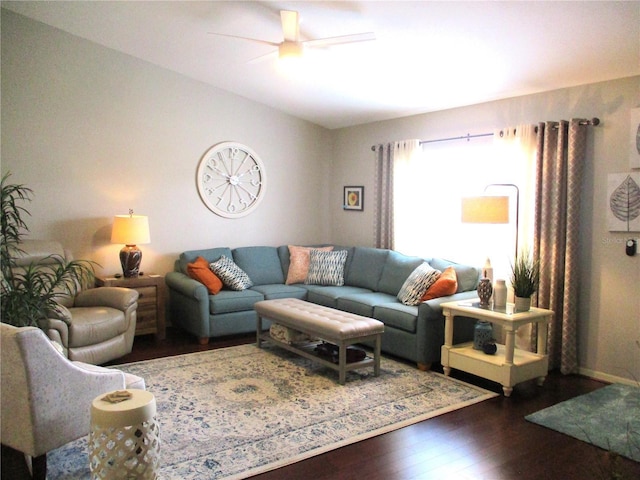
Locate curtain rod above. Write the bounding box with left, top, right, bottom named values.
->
left=370, top=117, right=600, bottom=151
left=420, top=132, right=493, bottom=145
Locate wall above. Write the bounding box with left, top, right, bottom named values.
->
left=1, top=9, right=332, bottom=276
left=331, top=76, right=640, bottom=383
left=3, top=9, right=638, bottom=384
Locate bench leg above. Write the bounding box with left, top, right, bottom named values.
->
left=256, top=315, right=263, bottom=348
left=374, top=334, right=381, bottom=377
left=339, top=342, right=347, bottom=385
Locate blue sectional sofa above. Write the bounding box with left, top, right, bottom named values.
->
left=165, top=245, right=481, bottom=370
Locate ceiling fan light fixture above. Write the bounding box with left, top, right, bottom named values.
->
left=279, top=41, right=304, bottom=60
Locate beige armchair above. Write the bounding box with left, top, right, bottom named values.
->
left=13, top=240, right=138, bottom=365
left=0, top=323, right=145, bottom=479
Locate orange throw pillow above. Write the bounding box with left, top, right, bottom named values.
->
left=421, top=266, right=458, bottom=301
left=187, top=256, right=223, bottom=294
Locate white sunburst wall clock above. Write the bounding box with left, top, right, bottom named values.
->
left=196, top=142, right=267, bottom=218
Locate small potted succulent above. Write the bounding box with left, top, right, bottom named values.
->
left=510, top=251, right=540, bottom=312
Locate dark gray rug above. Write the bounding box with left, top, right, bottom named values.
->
left=526, top=383, right=640, bottom=462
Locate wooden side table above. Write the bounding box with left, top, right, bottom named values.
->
left=440, top=301, right=553, bottom=396
left=95, top=274, right=166, bottom=341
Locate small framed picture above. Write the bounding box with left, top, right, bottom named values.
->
left=343, top=186, right=364, bottom=211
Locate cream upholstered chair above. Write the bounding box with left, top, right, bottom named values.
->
left=0, top=323, right=145, bottom=479
left=13, top=240, right=139, bottom=365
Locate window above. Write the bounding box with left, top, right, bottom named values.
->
left=393, top=135, right=535, bottom=280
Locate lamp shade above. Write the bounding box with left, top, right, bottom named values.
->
left=461, top=196, right=509, bottom=224
left=111, top=215, right=150, bottom=245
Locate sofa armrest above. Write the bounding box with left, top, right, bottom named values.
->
left=165, top=271, right=211, bottom=339
left=40, top=318, right=70, bottom=354
left=416, top=290, right=479, bottom=365
left=165, top=271, right=209, bottom=301
left=75, top=287, right=139, bottom=311
left=45, top=303, right=72, bottom=326
left=420, top=290, right=479, bottom=316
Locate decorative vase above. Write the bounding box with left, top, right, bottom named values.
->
left=473, top=320, right=493, bottom=350
left=493, top=279, right=507, bottom=309
left=482, top=341, right=497, bottom=355
left=514, top=296, right=531, bottom=312
left=477, top=278, right=493, bottom=307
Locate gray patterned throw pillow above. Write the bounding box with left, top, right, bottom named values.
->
left=397, top=262, right=441, bottom=306
left=209, top=255, right=253, bottom=291
left=305, top=249, right=348, bottom=286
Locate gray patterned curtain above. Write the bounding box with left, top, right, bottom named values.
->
left=532, top=119, right=588, bottom=374
left=373, top=143, right=394, bottom=249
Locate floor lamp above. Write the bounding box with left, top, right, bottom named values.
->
left=461, top=183, right=520, bottom=262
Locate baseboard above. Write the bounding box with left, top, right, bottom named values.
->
left=578, top=367, right=639, bottom=386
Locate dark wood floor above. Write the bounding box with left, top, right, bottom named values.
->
left=3, top=328, right=639, bottom=479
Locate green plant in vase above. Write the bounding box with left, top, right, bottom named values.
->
left=510, top=251, right=540, bottom=312
left=1, top=172, right=96, bottom=328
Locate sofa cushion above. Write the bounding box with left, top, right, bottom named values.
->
left=250, top=284, right=307, bottom=301
left=187, top=256, right=223, bottom=294
left=421, top=266, right=458, bottom=301
left=178, top=247, right=233, bottom=274
left=305, top=249, right=348, bottom=286
left=232, top=246, right=285, bottom=286
left=336, top=292, right=398, bottom=317
left=210, top=255, right=253, bottom=291
left=285, top=245, right=334, bottom=285
left=377, top=250, right=425, bottom=296
left=209, top=289, right=264, bottom=314
left=397, top=263, right=441, bottom=306
left=429, top=258, right=480, bottom=293
left=373, top=303, right=419, bottom=333
left=303, top=285, right=372, bottom=308
left=344, top=247, right=389, bottom=290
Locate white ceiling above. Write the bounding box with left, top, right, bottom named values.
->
left=3, top=1, right=639, bottom=129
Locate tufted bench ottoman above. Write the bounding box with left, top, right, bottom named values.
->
left=255, top=298, right=384, bottom=384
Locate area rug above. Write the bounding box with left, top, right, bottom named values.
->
left=526, top=383, right=640, bottom=462
left=47, top=344, right=497, bottom=479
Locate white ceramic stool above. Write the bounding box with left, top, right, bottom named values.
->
left=89, top=389, right=160, bottom=479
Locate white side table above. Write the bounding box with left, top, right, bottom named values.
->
left=90, top=389, right=160, bottom=479
left=440, top=301, right=553, bottom=397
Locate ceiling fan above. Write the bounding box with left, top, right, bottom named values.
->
left=210, top=10, right=375, bottom=60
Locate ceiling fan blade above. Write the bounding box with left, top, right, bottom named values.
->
left=304, top=32, right=376, bottom=48
left=280, top=10, right=299, bottom=42
left=208, top=32, right=279, bottom=48
left=246, top=49, right=279, bottom=65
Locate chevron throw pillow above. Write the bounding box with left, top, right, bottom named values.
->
left=305, top=249, right=348, bottom=286
left=397, top=262, right=442, bottom=306
left=210, top=255, right=253, bottom=291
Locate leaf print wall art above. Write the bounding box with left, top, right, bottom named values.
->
left=607, top=173, right=640, bottom=232
left=631, top=108, right=640, bottom=169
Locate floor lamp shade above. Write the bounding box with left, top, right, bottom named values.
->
left=461, top=196, right=509, bottom=224
left=111, top=214, right=150, bottom=278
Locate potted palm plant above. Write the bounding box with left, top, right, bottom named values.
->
left=510, top=251, right=540, bottom=312
left=1, top=172, right=95, bottom=328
